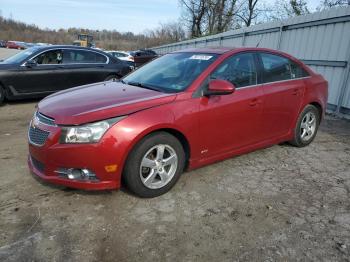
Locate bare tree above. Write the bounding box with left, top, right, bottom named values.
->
left=319, top=0, right=350, bottom=8
left=268, top=0, right=309, bottom=20
left=145, top=22, right=186, bottom=45
left=290, top=0, right=309, bottom=15
left=206, top=0, right=238, bottom=34
left=180, top=0, right=207, bottom=37
left=236, top=0, right=259, bottom=27
left=0, top=15, right=184, bottom=50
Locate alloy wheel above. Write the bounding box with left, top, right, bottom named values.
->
left=300, top=112, right=316, bottom=142
left=139, top=144, right=178, bottom=189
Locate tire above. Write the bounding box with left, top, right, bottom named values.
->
left=104, top=75, right=118, bottom=81
left=123, top=132, right=186, bottom=198
left=0, top=85, right=5, bottom=106
left=289, top=104, right=320, bottom=147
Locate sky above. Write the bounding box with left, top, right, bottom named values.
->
left=0, top=0, right=181, bottom=33
left=0, top=0, right=323, bottom=34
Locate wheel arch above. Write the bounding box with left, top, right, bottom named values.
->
left=307, top=101, right=323, bottom=123
left=105, top=73, right=120, bottom=80
left=0, top=80, right=9, bottom=101
left=121, top=126, right=192, bottom=179
left=309, top=101, right=322, bottom=115
left=155, top=128, right=191, bottom=168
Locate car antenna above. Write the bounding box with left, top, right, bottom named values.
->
left=256, top=35, right=263, bottom=48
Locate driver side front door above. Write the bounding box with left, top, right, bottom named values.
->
left=13, top=49, right=68, bottom=94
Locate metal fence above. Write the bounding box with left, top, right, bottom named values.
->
left=152, top=7, right=350, bottom=116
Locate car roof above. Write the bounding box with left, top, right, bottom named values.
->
left=172, top=47, right=300, bottom=60
left=32, top=45, right=113, bottom=57
left=108, top=50, right=129, bottom=53
left=173, top=47, right=234, bottom=54
left=35, top=45, right=101, bottom=51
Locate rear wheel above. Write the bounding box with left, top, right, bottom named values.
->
left=289, top=104, right=320, bottom=147
left=123, top=132, right=185, bottom=198
left=0, top=85, right=5, bottom=105
left=105, top=75, right=118, bottom=81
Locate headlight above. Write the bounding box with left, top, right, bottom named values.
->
left=60, top=116, right=125, bottom=144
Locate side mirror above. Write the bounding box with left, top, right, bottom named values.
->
left=204, top=79, right=235, bottom=96
left=25, top=60, right=37, bottom=67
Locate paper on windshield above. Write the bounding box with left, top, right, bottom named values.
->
left=189, top=55, right=213, bottom=60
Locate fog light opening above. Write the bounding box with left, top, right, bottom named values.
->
left=56, top=168, right=98, bottom=181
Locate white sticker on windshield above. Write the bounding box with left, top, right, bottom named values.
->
left=189, top=55, right=213, bottom=60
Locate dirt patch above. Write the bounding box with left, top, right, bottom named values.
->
left=0, top=101, right=349, bottom=261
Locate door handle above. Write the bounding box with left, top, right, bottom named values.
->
left=249, top=98, right=261, bottom=106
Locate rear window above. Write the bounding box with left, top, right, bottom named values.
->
left=260, top=53, right=309, bottom=83
left=63, top=50, right=107, bottom=64
left=261, top=53, right=291, bottom=83
left=290, top=62, right=309, bottom=79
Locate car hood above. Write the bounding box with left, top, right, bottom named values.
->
left=0, top=62, right=18, bottom=69
left=38, top=81, right=176, bottom=125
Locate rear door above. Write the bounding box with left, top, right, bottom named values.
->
left=258, top=52, right=307, bottom=139
left=198, top=52, right=264, bottom=158
left=62, top=49, right=109, bottom=87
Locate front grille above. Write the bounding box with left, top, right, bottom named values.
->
left=31, top=156, right=45, bottom=172
left=29, top=126, right=50, bottom=146
left=36, top=112, right=55, bottom=126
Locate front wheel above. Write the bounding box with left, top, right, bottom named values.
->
left=123, top=132, right=185, bottom=198
left=289, top=104, right=320, bottom=147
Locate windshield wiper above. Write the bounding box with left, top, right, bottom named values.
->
left=125, top=81, right=161, bottom=92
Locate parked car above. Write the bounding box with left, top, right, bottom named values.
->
left=130, top=49, right=158, bottom=68
left=0, top=40, right=7, bottom=48
left=107, top=50, right=135, bottom=67
left=36, top=43, right=51, bottom=46
left=6, top=41, right=27, bottom=50
left=0, top=45, right=132, bottom=104
left=28, top=47, right=328, bottom=197
left=23, top=42, right=37, bottom=48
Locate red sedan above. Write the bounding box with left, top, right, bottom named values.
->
left=6, top=41, right=26, bottom=50
left=28, top=47, right=328, bottom=197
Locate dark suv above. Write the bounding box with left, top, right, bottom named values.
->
left=130, top=49, right=158, bottom=68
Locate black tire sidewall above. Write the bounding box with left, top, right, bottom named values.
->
left=105, top=75, right=118, bottom=81
left=0, top=86, right=5, bottom=105
left=123, top=132, right=185, bottom=198
left=292, top=105, right=320, bottom=147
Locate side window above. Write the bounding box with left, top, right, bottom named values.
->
left=34, top=50, right=63, bottom=65
left=260, top=53, right=291, bottom=83
left=95, top=53, right=107, bottom=63
left=63, top=50, right=107, bottom=64
left=290, top=62, right=309, bottom=79
left=211, top=53, right=257, bottom=88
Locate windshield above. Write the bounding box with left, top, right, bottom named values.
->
left=2, top=47, right=40, bottom=64
left=123, top=52, right=218, bottom=93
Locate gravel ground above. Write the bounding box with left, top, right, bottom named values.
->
left=0, top=100, right=349, bottom=262
left=0, top=48, right=20, bottom=60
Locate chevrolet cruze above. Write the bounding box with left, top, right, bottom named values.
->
left=28, top=47, right=328, bottom=197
